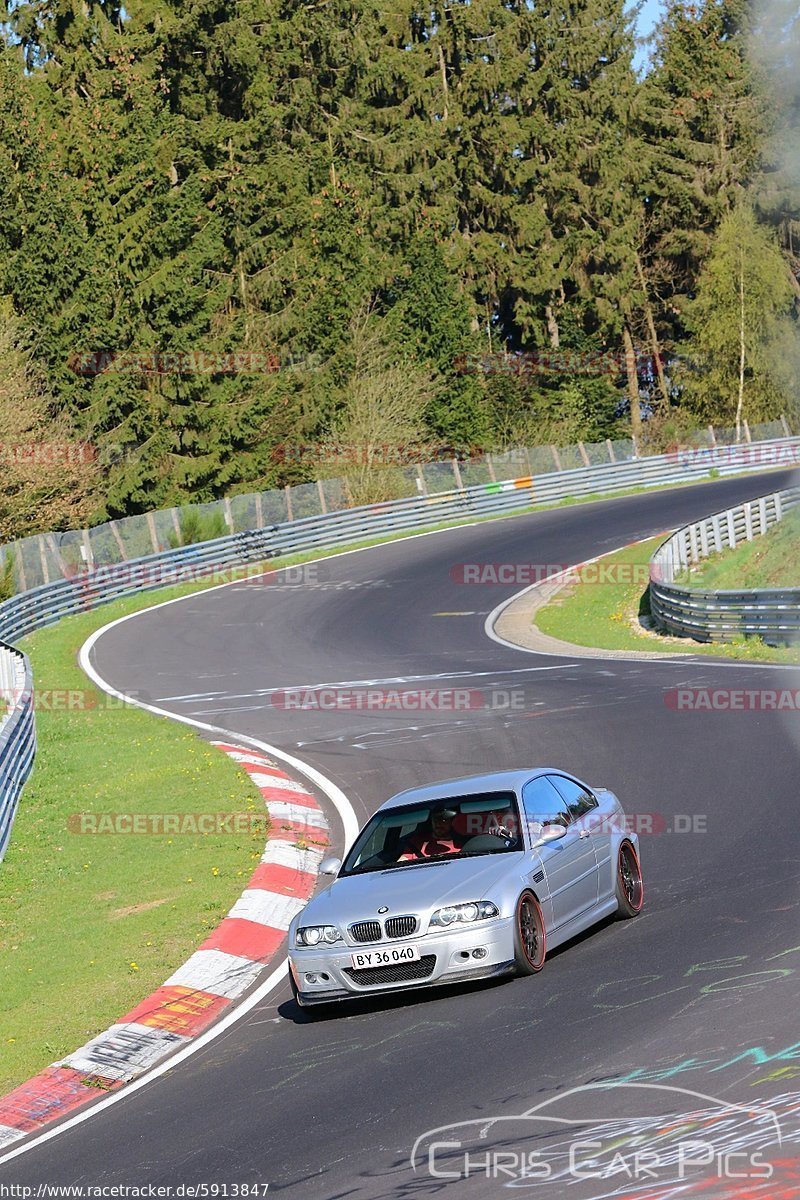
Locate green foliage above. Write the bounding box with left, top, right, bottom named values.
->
left=168, top=509, right=228, bottom=548
left=679, top=203, right=794, bottom=424
left=0, top=555, right=15, bottom=601
left=0, top=0, right=796, bottom=529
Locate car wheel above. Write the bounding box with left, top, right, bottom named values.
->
left=289, top=969, right=304, bottom=1008
left=615, top=840, right=643, bottom=918
left=514, top=891, right=546, bottom=975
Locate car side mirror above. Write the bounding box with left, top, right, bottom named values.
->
left=319, top=855, right=342, bottom=876
left=534, top=824, right=567, bottom=848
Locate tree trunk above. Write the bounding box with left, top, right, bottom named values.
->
left=735, top=249, right=745, bottom=443
left=438, top=43, right=449, bottom=123
left=635, top=253, right=669, bottom=412
left=545, top=304, right=560, bottom=349
left=623, top=325, right=642, bottom=453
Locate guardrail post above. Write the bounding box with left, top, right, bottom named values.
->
left=689, top=524, right=698, bottom=563
left=550, top=446, right=562, bottom=471
left=255, top=493, right=264, bottom=529
left=744, top=501, right=753, bottom=541
left=708, top=425, right=717, bottom=446
left=711, top=513, right=723, bottom=552
left=44, top=534, right=67, bottom=579
left=317, top=479, right=328, bottom=514
left=170, top=508, right=182, bottom=542
left=109, top=521, right=127, bottom=560
left=743, top=419, right=752, bottom=444
left=451, top=458, right=464, bottom=491
left=699, top=519, right=709, bottom=557
left=416, top=466, right=429, bottom=494
left=37, top=537, right=49, bottom=586
left=146, top=512, right=159, bottom=554
left=578, top=442, right=590, bottom=466
left=605, top=439, right=616, bottom=463
left=223, top=497, right=233, bottom=530
left=726, top=510, right=736, bottom=548
left=284, top=485, right=293, bottom=522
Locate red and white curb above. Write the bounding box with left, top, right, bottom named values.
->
left=0, top=742, right=328, bottom=1150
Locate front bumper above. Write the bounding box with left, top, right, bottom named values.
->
left=289, top=917, right=515, bottom=1006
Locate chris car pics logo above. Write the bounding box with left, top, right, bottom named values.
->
left=410, top=1082, right=784, bottom=1192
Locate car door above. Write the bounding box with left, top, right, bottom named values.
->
left=548, top=774, right=610, bottom=895
left=521, top=775, right=599, bottom=931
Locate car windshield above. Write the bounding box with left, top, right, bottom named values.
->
left=340, top=791, right=523, bottom=875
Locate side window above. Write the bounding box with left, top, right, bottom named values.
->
left=549, top=775, right=598, bottom=821
left=521, top=776, right=570, bottom=836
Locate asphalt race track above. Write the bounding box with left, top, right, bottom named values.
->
left=3, top=472, right=799, bottom=1199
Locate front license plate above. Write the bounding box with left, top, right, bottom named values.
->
left=351, top=944, right=421, bottom=969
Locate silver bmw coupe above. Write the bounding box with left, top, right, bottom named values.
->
left=287, top=768, right=643, bottom=1009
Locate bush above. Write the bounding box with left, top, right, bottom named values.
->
left=0, top=554, right=15, bottom=601
left=168, top=509, right=228, bottom=548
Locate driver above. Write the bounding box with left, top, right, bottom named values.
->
left=399, top=807, right=463, bottom=860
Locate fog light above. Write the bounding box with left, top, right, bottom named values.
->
left=472, top=948, right=488, bottom=959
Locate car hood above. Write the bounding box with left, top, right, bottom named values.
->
left=298, top=853, right=518, bottom=927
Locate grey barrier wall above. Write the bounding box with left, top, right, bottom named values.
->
left=649, top=487, right=800, bottom=645
left=1, top=433, right=799, bottom=859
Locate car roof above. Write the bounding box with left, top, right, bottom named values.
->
left=377, top=768, right=566, bottom=812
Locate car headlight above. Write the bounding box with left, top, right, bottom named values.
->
left=295, top=925, right=343, bottom=947
left=429, top=901, right=499, bottom=928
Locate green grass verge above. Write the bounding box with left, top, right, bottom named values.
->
left=676, top=508, right=800, bottom=589
left=535, top=536, right=800, bottom=663
left=0, top=601, right=270, bottom=1094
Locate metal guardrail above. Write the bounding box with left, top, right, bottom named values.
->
left=0, top=643, right=35, bottom=861
left=3, top=418, right=795, bottom=594
left=0, top=434, right=798, bottom=859
left=650, top=487, right=800, bottom=645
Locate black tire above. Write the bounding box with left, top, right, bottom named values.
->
left=615, top=840, right=644, bottom=918
left=513, top=890, right=546, bottom=975
left=289, top=969, right=304, bottom=1008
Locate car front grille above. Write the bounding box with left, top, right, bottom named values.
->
left=349, top=920, right=382, bottom=944
left=344, top=955, right=436, bottom=988
left=385, top=915, right=417, bottom=938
